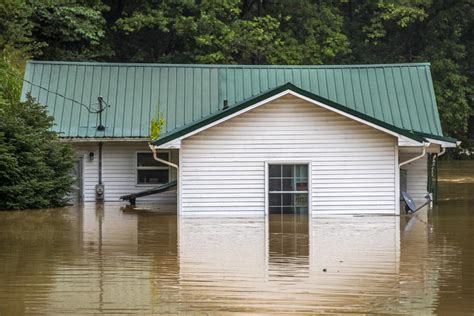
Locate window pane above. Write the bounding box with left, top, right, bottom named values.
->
left=295, top=207, right=308, bottom=215
left=137, top=169, right=169, bottom=184
left=282, top=179, right=294, bottom=191
left=268, top=164, right=309, bottom=215
left=295, top=178, right=308, bottom=191
left=269, top=206, right=282, bottom=215
left=137, top=152, right=169, bottom=167
left=269, top=193, right=282, bottom=206
left=295, top=164, right=307, bottom=177
left=282, top=193, right=292, bottom=206
left=269, top=179, right=281, bottom=191
left=282, top=165, right=293, bottom=177
left=282, top=207, right=293, bottom=214
left=269, top=165, right=281, bottom=177
left=294, top=193, right=308, bottom=207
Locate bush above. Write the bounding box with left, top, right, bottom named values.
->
left=0, top=95, right=74, bottom=210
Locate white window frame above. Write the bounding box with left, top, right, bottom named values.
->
left=264, top=161, right=312, bottom=216
left=135, top=150, right=170, bottom=186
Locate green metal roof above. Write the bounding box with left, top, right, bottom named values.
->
left=153, top=83, right=429, bottom=146
left=21, top=61, right=444, bottom=139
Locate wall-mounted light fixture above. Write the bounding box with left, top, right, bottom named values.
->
left=89, top=151, right=95, bottom=161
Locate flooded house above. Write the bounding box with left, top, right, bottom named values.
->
left=21, top=62, right=457, bottom=215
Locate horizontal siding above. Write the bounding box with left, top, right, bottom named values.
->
left=399, top=150, right=428, bottom=203
left=180, top=95, right=397, bottom=215
left=74, top=142, right=178, bottom=203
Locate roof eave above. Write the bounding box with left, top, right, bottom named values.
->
left=152, top=83, right=427, bottom=147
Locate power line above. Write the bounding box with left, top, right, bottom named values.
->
left=0, top=68, right=111, bottom=114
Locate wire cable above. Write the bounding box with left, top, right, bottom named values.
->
left=0, top=68, right=111, bottom=113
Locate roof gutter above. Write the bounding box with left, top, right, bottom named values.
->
left=149, top=143, right=179, bottom=170
left=399, top=142, right=431, bottom=168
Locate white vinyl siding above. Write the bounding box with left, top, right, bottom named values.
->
left=73, top=142, right=178, bottom=203
left=180, top=95, right=398, bottom=215
left=399, top=150, right=428, bottom=204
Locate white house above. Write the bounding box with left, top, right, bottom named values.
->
left=22, top=62, right=457, bottom=216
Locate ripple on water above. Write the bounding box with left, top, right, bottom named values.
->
left=0, top=161, right=473, bottom=314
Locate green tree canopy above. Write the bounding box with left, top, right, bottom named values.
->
left=0, top=51, right=74, bottom=210
left=0, top=0, right=472, bottom=139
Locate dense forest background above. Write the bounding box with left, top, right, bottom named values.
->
left=1, top=0, right=473, bottom=144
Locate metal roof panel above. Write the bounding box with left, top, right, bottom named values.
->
left=21, top=62, right=444, bottom=138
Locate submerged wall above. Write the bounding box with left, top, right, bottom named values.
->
left=179, top=94, right=398, bottom=215
left=399, top=150, right=429, bottom=204
left=73, top=142, right=178, bottom=203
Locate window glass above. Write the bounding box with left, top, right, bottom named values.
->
left=269, top=165, right=281, bottom=177
left=137, top=169, right=169, bottom=184
left=137, top=152, right=170, bottom=185
left=268, top=164, right=308, bottom=215
left=137, top=152, right=169, bottom=167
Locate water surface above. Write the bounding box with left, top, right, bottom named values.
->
left=0, top=161, right=473, bottom=314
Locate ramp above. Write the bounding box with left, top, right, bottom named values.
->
left=120, top=180, right=177, bottom=205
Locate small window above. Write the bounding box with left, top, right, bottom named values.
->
left=268, top=164, right=309, bottom=215
left=136, top=152, right=170, bottom=185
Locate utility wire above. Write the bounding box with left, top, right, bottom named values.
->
left=1, top=68, right=111, bottom=113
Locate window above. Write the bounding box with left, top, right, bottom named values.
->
left=268, top=164, right=309, bottom=215
left=136, top=152, right=170, bottom=185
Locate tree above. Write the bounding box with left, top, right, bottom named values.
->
left=0, top=0, right=472, bottom=142
left=0, top=54, right=74, bottom=210
left=0, top=0, right=33, bottom=53
left=29, top=0, right=111, bottom=61
left=342, top=0, right=473, bottom=137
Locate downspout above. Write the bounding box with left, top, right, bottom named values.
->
left=148, top=143, right=179, bottom=170
left=399, top=142, right=431, bottom=168
left=432, top=146, right=446, bottom=205
left=397, top=142, right=430, bottom=210
left=437, top=147, right=446, bottom=158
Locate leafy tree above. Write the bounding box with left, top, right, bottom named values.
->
left=0, top=54, right=74, bottom=210
left=29, top=0, right=111, bottom=60
left=0, top=0, right=33, bottom=52
left=0, top=0, right=472, bottom=145
left=342, top=0, right=473, bottom=137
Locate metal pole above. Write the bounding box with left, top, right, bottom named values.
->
left=98, top=142, right=103, bottom=185
left=97, top=96, right=105, bottom=131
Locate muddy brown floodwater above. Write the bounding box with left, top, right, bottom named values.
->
left=0, top=161, right=473, bottom=314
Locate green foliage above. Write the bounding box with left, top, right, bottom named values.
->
left=0, top=0, right=110, bottom=60
left=0, top=0, right=33, bottom=53
left=0, top=95, right=74, bottom=210
left=29, top=1, right=111, bottom=60
left=0, top=48, right=26, bottom=106
left=149, top=113, right=165, bottom=141
left=0, top=0, right=472, bottom=148
left=0, top=53, right=74, bottom=210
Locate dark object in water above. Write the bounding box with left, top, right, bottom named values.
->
left=401, top=191, right=432, bottom=214
left=120, top=180, right=177, bottom=205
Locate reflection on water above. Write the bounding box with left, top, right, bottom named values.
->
left=0, top=161, right=473, bottom=314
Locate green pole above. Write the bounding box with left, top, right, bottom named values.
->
left=434, top=154, right=439, bottom=204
